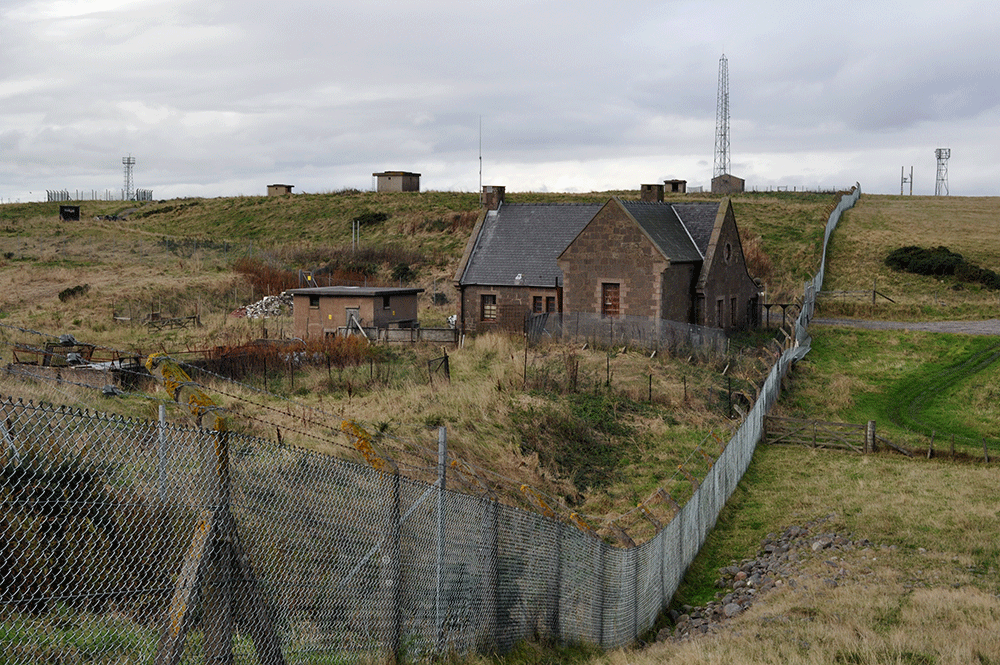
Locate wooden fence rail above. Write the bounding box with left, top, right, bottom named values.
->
left=764, top=416, right=866, bottom=452
left=764, top=417, right=915, bottom=458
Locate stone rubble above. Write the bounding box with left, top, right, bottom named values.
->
left=231, top=294, right=293, bottom=319
left=659, top=515, right=888, bottom=643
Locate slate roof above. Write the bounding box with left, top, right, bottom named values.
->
left=460, top=203, right=602, bottom=287
left=459, top=200, right=723, bottom=287
left=670, top=202, right=721, bottom=256
left=621, top=201, right=708, bottom=263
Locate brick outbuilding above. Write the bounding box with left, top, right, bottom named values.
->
left=285, top=286, right=423, bottom=339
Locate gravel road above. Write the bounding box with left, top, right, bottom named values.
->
left=812, top=318, right=1000, bottom=336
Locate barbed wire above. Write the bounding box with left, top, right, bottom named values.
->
left=0, top=320, right=750, bottom=543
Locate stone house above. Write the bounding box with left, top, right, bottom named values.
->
left=557, top=198, right=760, bottom=331
left=454, top=197, right=601, bottom=334
left=285, top=286, right=423, bottom=339
left=454, top=188, right=760, bottom=334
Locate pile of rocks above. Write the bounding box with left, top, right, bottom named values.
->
left=233, top=294, right=293, bottom=319
left=660, top=515, right=878, bottom=642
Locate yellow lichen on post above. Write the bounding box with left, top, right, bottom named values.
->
left=145, top=352, right=227, bottom=432
left=568, top=512, right=597, bottom=536
left=519, top=484, right=557, bottom=520
left=340, top=419, right=389, bottom=472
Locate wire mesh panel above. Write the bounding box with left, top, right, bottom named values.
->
left=599, top=545, right=634, bottom=648
left=557, top=527, right=604, bottom=645
left=635, top=538, right=662, bottom=639
left=0, top=400, right=200, bottom=664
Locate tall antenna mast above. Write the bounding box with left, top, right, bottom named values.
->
left=935, top=148, right=950, bottom=196
left=479, top=115, right=483, bottom=205
left=713, top=54, right=730, bottom=178
left=122, top=154, right=135, bottom=201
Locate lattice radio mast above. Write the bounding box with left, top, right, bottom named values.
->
left=122, top=154, right=135, bottom=201
left=935, top=148, right=950, bottom=196
left=713, top=54, right=731, bottom=178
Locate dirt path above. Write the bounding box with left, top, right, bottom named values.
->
left=812, top=318, right=1000, bottom=336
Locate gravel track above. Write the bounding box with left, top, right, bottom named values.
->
left=812, top=318, right=1000, bottom=336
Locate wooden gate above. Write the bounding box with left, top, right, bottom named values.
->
left=764, top=416, right=865, bottom=452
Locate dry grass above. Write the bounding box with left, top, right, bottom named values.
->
left=564, top=445, right=1000, bottom=665
left=821, top=195, right=1000, bottom=320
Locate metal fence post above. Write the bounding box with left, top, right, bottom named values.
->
left=389, top=469, right=402, bottom=662
left=550, top=522, right=563, bottom=639
left=436, top=426, right=447, bottom=653
left=158, top=403, right=167, bottom=504
left=478, top=498, right=499, bottom=653
left=632, top=547, right=639, bottom=642
left=597, top=544, right=606, bottom=648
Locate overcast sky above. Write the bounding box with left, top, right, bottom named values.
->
left=2, top=0, right=998, bottom=202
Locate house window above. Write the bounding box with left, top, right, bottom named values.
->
left=716, top=299, right=724, bottom=327
left=731, top=297, right=738, bottom=327
left=383, top=295, right=391, bottom=310
left=309, top=295, right=320, bottom=309
left=532, top=296, right=543, bottom=313
left=546, top=296, right=556, bottom=313
left=602, top=283, right=620, bottom=318
left=481, top=294, right=497, bottom=321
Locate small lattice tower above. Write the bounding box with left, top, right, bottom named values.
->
left=123, top=154, right=135, bottom=201
left=935, top=148, right=950, bottom=196
left=713, top=54, right=730, bottom=178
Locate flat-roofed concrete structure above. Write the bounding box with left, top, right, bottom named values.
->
left=373, top=171, right=421, bottom=193
left=267, top=184, right=294, bottom=196
left=285, top=286, right=424, bottom=339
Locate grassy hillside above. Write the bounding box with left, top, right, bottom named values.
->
left=820, top=194, right=1000, bottom=320
left=9, top=189, right=999, bottom=663
left=0, top=188, right=826, bottom=538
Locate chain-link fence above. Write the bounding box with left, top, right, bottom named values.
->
left=537, top=312, right=728, bottom=354
left=1, top=187, right=860, bottom=663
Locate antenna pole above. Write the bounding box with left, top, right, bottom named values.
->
left=713, top=55, right=730, bottom=178
left=935, top=148, right=950, bottom=196
left=479, top=115, right=483, bottom=205
left=122, top=154, right=135, bottom=201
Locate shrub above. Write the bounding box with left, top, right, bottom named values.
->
left=353, top=210, right=389, bottom=226
left=886, top=245, right=1000, bottom=290
left=885, top=246, right=964, bottom=276
left=232, top=257, right=298, bottom=294
left=57, top=284, right=89, bottom=302
left=391, top=263, right=416, bottom=283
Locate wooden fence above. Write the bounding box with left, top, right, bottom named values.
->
left=764, top=416, right=867, bottom=452
left=764, top=416, right=920, bottom=459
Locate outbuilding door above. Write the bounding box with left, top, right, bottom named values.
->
left=346, top=307, right=361, bottom=330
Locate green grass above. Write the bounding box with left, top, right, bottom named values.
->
left=779, top=326, right=1000, bottom=454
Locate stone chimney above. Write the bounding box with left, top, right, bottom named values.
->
left=482, top=185, right=505, bottom=210
left=640, top=184, right=664, bottom=202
